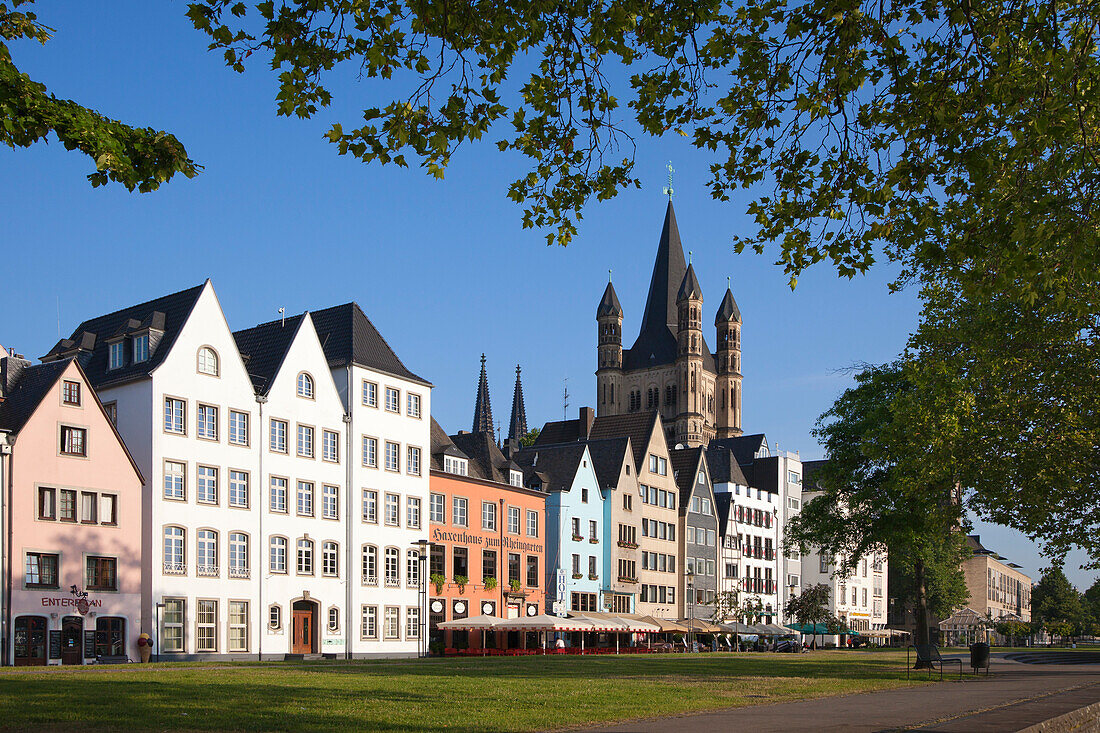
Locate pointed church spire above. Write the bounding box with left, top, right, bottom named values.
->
left=715, top=286, right=742, bottom=324
left=472, top=354, right=494, bottom=434
left=508, top=364, right=528, bottom=444
left=638, top=200, right=688, bottom=335
left=677, top=262, right=703, bottom=302
left=597, top=279, right=623, bottom=318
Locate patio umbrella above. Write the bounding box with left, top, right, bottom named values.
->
left=719, top=622, right=755, bottom=634
left=492, top=614, right=596, bottom=632
left=436, top=614, right=502, bottom=630
left=681, top=618, right=723, bottom=633
left=640, top=616, right=691, bottom=633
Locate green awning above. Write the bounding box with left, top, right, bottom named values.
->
left=785, top=623, right=859, bottom=635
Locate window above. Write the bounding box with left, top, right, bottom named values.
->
left=297, top=372, right=315, bottom=398
left=196, top=599, right=217, bottom=652
left=429, top=493, right=445, bottom=523
left=62, top=380, right=81, bottom=405
left=362, top=436, right=378, bottom=467
left=452, top=496, right=468, bottom=527
left=323, top=541, right=339, bottom=576
left=229, top=410, right=249, bottom=445
left=108, top=341, right=124, bottom=370
left=482, top=501, right=497, bottom=531
left=25, top=552, right=59, bottom=588
left=406, top=607, right=421, bottom=639
left=60, top=426, right=86, bottom=456
left=581, top=488, right=588, bottom=503
left=444, top=456, right=468, bottom=476
left=407, top=446, right=421, bottom=476
left=571, top=517, right=581, bottom=538
left=197, top=529, right=218, bottom=576
left=297, top=539, right=314, bottom=575
left=362, top=545, right=378, bottom=585
left=163, top=598, right=185, bottom=652
left=385, top=387, right=400, bottom=413
left=132, top=334, right=149, bottom=363
left=406, top=549, right=420, bottom=587
left=270, top=477, right=288, bottom=513
left=788, top=470, right=801, bottom=484
left=362, top=381, right=377, bottom=407
left=407, top=497, right=421, bottom=529
left=95, top=616, right=126, bottom=657
left=270, top=536, right=288, bottom=573
left=197, top=347, right=219, bottom=376
left=38, top=487, right=56, bottom=520
left=508, top=553, right=521, bottom=585
left=384, top=441, right=400, bottom=471
left=317, top=430, right=338, bottom=463
left=384, top=493, right=400, bottom=526
left=266, top=604, right=285, bottom=632
left=297, top=425, right=314, bottom=457
left=197, top=404, right=218, bottom=440
left=322, top=484, right=339, bottom=519
left=270, top=419, right=287, bottom=452
left=588, top=555, right=597, bottom=578
left=328, top=607, right=340, bottom=632
left=86, top=556, right=117, bottom=590
left=482, top=550, right=497, bottom=583
left=384, top=607, right=400, bottom=639
left=229, top=470, right=249, bottom=508
left=228, top=601, right=249, bottom=652
left=572, top=554, right=581, bottom=576
left=80, top=491, right=97, bottom=523
left=163, top=526, right=185, bottom=574
left=454, top=547, right=469, bottom=579
left=103, top=402, right=117, bottom=425
left=197, top=466, right=218, bottom=504
left=229, top=533, right=249, bottom=578
left=361, top=606, right=378, bottom=639
left=385, top=547, right=401, bottom=586
left=526, top=510, right=538, bottom=537
left=589, top=519, right=598, bottom=542
left=526, top=556, right=539, bottom=587
left=508, top=506, right=521, bottom=534
left=623, top=493, right=632, bottom=511
left=407, top=393, right=421, bottom=418
left=362, top=489, right=378, bottom=523
left=509, top=470, right=522, bottom=487
left=297, top=481, right=314, bottom=516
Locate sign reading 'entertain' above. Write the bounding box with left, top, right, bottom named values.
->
left=430, top=527, right=543, bottom=554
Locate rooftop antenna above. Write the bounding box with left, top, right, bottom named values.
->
left=278, top=307, right=285, bottom=327
left=663, top=161, right=675, bottom=200
left=562, top=378, right=570, bottom=420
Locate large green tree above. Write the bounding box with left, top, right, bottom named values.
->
left=1, top=2, right=198, bottom=190
left=1031, top=567, right=1085, bottom=636
left=786, top=361, right=970, bottom=647
left=1085, top=579, right=1100, bottom=626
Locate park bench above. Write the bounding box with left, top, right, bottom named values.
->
left=907, top=644, right=963, bottom=680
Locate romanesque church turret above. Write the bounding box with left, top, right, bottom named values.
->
left=595, top=200, right=744, bottom=447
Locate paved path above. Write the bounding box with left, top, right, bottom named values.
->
left=588, top=656, right=1100, bottom=733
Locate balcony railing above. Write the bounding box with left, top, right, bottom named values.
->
left=197, top=565, right=218, bottom=578
left=229, top=566, right=250, bottom=579
left=363, top=575, right=378, bottom=586
left=384, top=576, right=401, bottom=588
left=163, top=561, right=185, bottom=575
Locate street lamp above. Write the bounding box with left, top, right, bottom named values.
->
left=686, top=569, right=695, bottom=653
left=414, top=539, right=432, bottom=658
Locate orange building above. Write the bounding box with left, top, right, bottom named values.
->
left=428, top=420, right=546, bottom=650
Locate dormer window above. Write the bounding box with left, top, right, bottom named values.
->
left=509, top=470, right=523, bottom=487
left=297, top=372, right=315, bottom=399
left=108, top=342, right=124, bottom=370
left=132, top=334, right=149, bottom=363
left=444, top=456, right=468, bottom=476
left=197, top=347, right=219, bottom=376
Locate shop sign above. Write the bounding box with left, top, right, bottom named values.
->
left=40, top=586, right=101, bottom=614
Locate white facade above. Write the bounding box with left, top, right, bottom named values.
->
left=774, top=450, right=804, bottom=612
left=715, top=482, right=781, bottom=624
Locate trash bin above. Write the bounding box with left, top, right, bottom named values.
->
left=970, top=642, right=990, bottom=672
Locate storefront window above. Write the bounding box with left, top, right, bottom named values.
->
left=95, top=617, right=126, bottom=657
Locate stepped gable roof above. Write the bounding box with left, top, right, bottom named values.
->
left=704, top=444, right=750, bottom=486
left=0, top=359, right=69, bottom=433
left=677, top=263, right=703, bottom=302
left=232, top=313, right=306, bottom=395
left=513, top=442, right=588, bottom=493
left=533, top=418, right=584, bottom=446
left=507, top=365, right=528, bottom=444
left=586, top=436, right=632, bottom=490
left=589, top=410, right=660, bottom=471
left=670, top=445, right=706, bottom=508
left=715, top=287, right=742, bottom=325
left=597, top=281, right=623, bottom=318
left=429, top=418, right=468, bottom=471
left=310, top=302, right=430, bottom=386
left=449, top=430, right=518, bottom=484
left=709, top=433, right=769, bottom=467
left=42, top=282, right=205, bottom=389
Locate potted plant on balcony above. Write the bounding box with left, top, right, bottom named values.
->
left=484, top=577, right=498, bottom=591
left=509, top=579, right=522, bottom=592
left=572, top=572, right=583, bottom=579
left=430, top=573, right=446, bottom=595
left=454, top=575, right=468, bottom=594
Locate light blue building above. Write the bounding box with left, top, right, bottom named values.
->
left=514, top=442, right=606, bottom=614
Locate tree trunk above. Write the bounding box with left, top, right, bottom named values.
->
left=914, top=558, right=932, bottom=668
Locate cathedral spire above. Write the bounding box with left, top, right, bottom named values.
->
left=472, top=354, right=494, bottom=434
left=508, top=364, right=528, bottom=444
left=636, top=200, right=688, bottom=338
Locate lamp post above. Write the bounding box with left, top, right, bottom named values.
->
left=414, top=539, right=431, bottom=658
left=686, top=569, right=695, bottom=652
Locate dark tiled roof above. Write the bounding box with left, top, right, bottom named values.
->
left=704, top=444, right=750, bottom=486
left=310, top=303, right=430, bottom=386
left=0, top=359, right=69, bottom=432
left=597, top=281, right=623, bottom=318
left=670, top=445, right=705, bottom=508
left=677, top=263, right=702, bottom=302
left=232, top=314, right=305, bottom=395
left=43, top=283, right=205, bottom=389
left=714, top=287, right=742, bottom=324
left=586, top=437, right=631, bottom=490
left=589, top=410, right=660, bottom=470
left=709, top=433, right=768, bottom=466
left=450, top=430, right=515, bottom=484
left=533, top=418, right=583, bottom=446
left=714, top=491, right=732, bottom=530
left=429, top=418, right=467, bottom=471
left=513, top=442, right=588, bottom=493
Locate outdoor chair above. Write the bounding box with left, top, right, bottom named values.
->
left=907, top=644, right=963, bottom=680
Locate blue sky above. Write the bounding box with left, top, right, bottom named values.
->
left=2, top=2, right=1095, bottom=591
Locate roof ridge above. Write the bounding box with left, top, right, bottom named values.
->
left=69, top=281, right=206, bottom=332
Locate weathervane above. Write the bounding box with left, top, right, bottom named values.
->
left=663, top=161, right=675, bottom=200
left=608, top=268, right=612, bottom=283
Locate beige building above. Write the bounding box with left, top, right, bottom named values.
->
left=961, top=535, right=1032, bottom=622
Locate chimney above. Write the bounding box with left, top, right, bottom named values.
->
left=1, top=353, right=31, bottom=397
left=579, top=406, right=595, bottom=438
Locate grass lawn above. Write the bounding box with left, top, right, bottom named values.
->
left=0, top=650, right=933, bottom=732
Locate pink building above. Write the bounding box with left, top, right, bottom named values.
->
left=0, top=354, right=144, bottom=665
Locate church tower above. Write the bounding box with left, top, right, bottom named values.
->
left=675, top=262, right=708, bottom=445
left=596, top=279, right=624, bottom=415
left=507, top=364, right=528, bottom=444
left=714, top=286, right=743, bottom=438
left=472, top=353, right=494, bottom=434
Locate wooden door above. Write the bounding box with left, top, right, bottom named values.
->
left=292, top=609, right=313, bottom=654
left=61, top=617, right=83, bottom=665
left=14, top=616, right=47, bottom=666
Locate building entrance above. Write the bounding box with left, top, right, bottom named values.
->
left=61, top=616, right=83, bottom=665
left=291, top=601, right=316, bottom=654
left=14, top=616, right=47, bottom=666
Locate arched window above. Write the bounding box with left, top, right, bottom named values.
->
left=197, top=347, right=219, bottom=376
left=297, top=538, right=314, bottom=575
left=362, top=545, right=378, bottom=585
left=296, top=372, right=315, bottom=399
left=229, top=532, right=249, bottom=578
left=269, top=536, right=288, bottom=573
left=163, top=526, right=185, bottom=575
left=197, top=529, right=218, bottom=576
left=407, top=549, right=421, bottom=588
left=322, top=541, right=339, bottom=577
left=384, top=547, right=400, bottom=586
